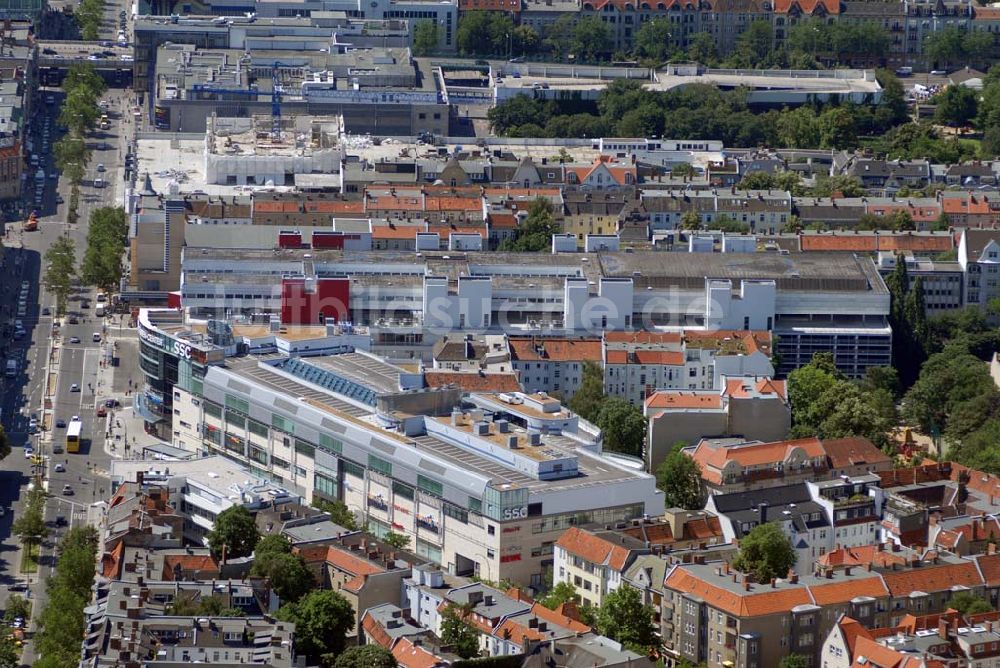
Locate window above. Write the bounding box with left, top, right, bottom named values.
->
left=342, top=459, right=365, bottom=479
left=417, top=474, right=443, bottom=496
left=314, top=471, right=337, bottom=498
left=225, top=411, right=246, bottom=429
left=272, top=456, right=289, bottom=470
left=204, top=401, right=222, bottom=419
left=393, top=481, right=414, bottom=500
left=295, top=439, right=316, bottom=458
left=271, top=414, right=294, bottom=434
left=469, top=497, right=483, bottom=513
left=320, top=433, right=343, bottom=454
left=368, top=454, right=392, bottom=476
left=225, top=394, right=250, bottom=414
left=248, top=420, right=268, bottom=438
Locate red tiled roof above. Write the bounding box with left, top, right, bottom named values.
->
left=816, top=544, right=906, bottom=570
left=800, top=233, right=952, bottom=252
left=391, top=638, right=441, bottom=668
left=555, top=527, right=633, bottom=571
left=509, top=337, right=602, bottom=362
left=836, top=616, right=874, bottom=656
left=851, top=636, right=924, bottom=668
left=162, top=554, right=219, bottom=581
left=974, top=553, right=1000, bottom=586
left=824, top=437, right=892, bottom=469
left=880, top=561, right=984, bottom=597
left=325, top=545, right=385, bottom=592
left=424, top=371, right=521, bottom=393
left=604, top=331, right=682, bottom=344
left=809, top=575, right=888, bottom=605
left=663, top=568, right=812, bottom=617
left=723, top=377, right=787, bottom=399
left=361, top=612, right=394, bottom=650
left=692, top=436, right=824, bottom=472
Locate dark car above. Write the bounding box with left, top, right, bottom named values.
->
left=42, top=48, right=57, bottom=55
left=55, top=515, right=67, bottom=527
left=7, top=582, right=27, bottom=592
left=105, top=398, right=119, bottom=408
left=55, top=418, right=66, bottom=428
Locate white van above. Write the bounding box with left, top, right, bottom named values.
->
left=94, top=177, right=105, bottom=188
left=92, top=333, right=101, bottom=342
left=95, top=304, right=105, bottom=317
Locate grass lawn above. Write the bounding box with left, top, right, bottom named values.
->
left=19, top=542, right=38, bottom=574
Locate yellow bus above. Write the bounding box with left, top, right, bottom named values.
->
left=66, top=419, right=82, bottom=453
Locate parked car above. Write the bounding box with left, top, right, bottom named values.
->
left=70, top=383, right=80, bottom=392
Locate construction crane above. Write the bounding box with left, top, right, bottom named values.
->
left=190, top=62, right=287, bottom=141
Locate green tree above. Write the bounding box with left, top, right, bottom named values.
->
left=275, top=590, right=355, bottom=662
left=776, top=106, right=821, bottom=149
left=595, top=586, right=656, bottom=654
left=934, top=85, right=978, bottom=126
left=81, top=207, right=128, bottom=293
left=332, top=645, right=398, bottom=668
left=63, top=63, right=107, bottom=99
left=734, top=20, right=773, bottom=66
left=572, top=17, right=613, bottom=62
left=787, top=352, right=843, bottom=432
left=413, top=21, right=439, bottom=56
left=779, top=655, right=810, bottom=668
left=633, top=18, right=673, bottom=61
left=311, top=498, right=358, bottom=531
left=544, top=15, right=576, bottom=60
left=538, top=581, right=578, bottom=611
left=3, top=595, right=29, bottom=624
left=679, top=211, right=701, bottom=231
left=513, top=25, right=540, bottom=56
left=206, top=505, right=260, bottom=560
left=0, top=424, right=9, bottom=461
left=0, top=634, right=19, bottom=668
left=731, top=522, right=796, bottom=584
left=818, top=106, right=858, bottom=150
left=593, top=398, right=646, bottom=458
left=504, top=197, right=557, bottom=252
left=440, top=604, right=480, bottom=659
left=671, top=162, right=696, bottom=179
left=252, top=538, right=314, bottom=604
left=58, top=85, right=99, bottom=136
left=567, top=360, right=605, bottom=421
left=903, top=344, right=997, bottom=435
left=53, top=135, right=90, bottom=186
left=810, top=175, right=864, bottom=198
left=686, top=31, right=717, bottom=64
left=924, top=26, right=965, bottom=67
left=655, top=442, right=706, bottom=510
left=44, top=234, right=76, bottom=316
left=947, top=591, right=993, bottom=615
left=383, top=532, right=411, bottom=550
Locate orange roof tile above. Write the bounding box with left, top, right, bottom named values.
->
left=362, top=612, right=394, bottom=650
left=555, top=527, right=633, bottom=571
left=509, top=337, right=602, bottom=363
left=325, top=545, right=385, bottom=585
left=391, top=638, right=441, bottom=668
left=424, top=371, right=521, bottom=393
left=851, top=636, right=924, bottom=668
left=372, top=226, right=422, bottom=240
left=102, top=541, right=125, bottom=579
left=816, top=544, right=906, bottom=570
left=801, top=235, right=878, bottom=252
left=605, top=331, right=683, bottom=344
left=692, top=436, right=824, bottom=471
left=975, top=553, right=1000, bottom=586
left=837, top=616, right=875, bottom=656
left=809, top=575, right=888, bottom=605
left=975, top=6, right=1000, bottom=18
left=723, top=377, right=788, bottom=399
left=162, top=554, right=219, bottom=580
left=824, top=437, right=892, bottom=469
left=530, top=602, right=591, bottom=634
left=645, top=391, right=723, bottom=411
left=632, top=350, right=684, bottom=365
left=880, top=561, right=983, bottom=597
left=664, top=568, right=812, bottom=617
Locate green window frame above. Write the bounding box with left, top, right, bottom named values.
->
left=225, top=412, right=246, bottom=429
left=204, top=401, right=222, bottom=419
left=469, top=497, right=483, bottom=513
left=249, top=446, right=268, bottom=465
left=225, top=394, right=250, bottom=414
left=443, top=503, right=468, bottom=524
left=417, top=474, right=443, bottom=497
left=392, top=481, right=414, bottom=501
left=315, top=472, right=338, bottom=498
left=272, top=456, right=290, bottom=470
left=271, top=414, right=295, bottom=434
left=320, top=433, right=343, bottom=454
left=342, top=459, right=365, bottom=479
left=248, top=420, right=269, bottom=438
left=295, top=439, right=316, bottom=458
left=368, top=455, right=392, bottom=476
left=192, top=379, right=204, bottom=397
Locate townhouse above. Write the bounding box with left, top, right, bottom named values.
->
left=508, top=337, right=602, bottom=401
left=552, top=526, right=649, bottom=609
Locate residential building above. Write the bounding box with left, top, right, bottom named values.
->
left=431, top=334, right=511, bottom=373
left=508, top=337, right=602, bottom=401
left=876, top=252, right=965, bottom=313
left=958, top=228, right=1000, bottom=309
left=552, top=526, right=649, bottom=609
left=603, top=330, right=774, bottom=406
left=645, top=378, right=791, bottom=470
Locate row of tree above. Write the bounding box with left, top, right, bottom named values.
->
left=54, top=64, right=108, bottom=229
left=74, top=0, right=104, bottom=41
left=488, top=71, right=908, bottom=150
left=42, top=206, right=127, bottom=316
left=567, top=361, right=647, bottom=459
left=34, top=526, right=99, bottom=668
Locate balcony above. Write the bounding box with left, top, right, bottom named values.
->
left=367, top=495, right=388, bottom=511
left=416, top=516, right=439, bottom=533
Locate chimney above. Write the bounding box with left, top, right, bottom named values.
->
left=989, top=542, right=997, bottom=555
left=742, top=579, right=750, bottom=591
left=845, top=566, right=852, bottom=576
left=770, top=578, right=776, bottom=588
left=938, top=618, right=948, bottom=640
left=787, top=569, right=798, bottom=584
left=758, top=502, right=768, bottom=524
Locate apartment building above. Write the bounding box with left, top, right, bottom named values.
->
left=508, top=337, right=602, bottom=401
left=166, top=349, right=662, bottom=587
left=662, top=554, right=988, bottom=668
left=602, top=330, right=774, bottom=406
left=552, top=526, right=649, bottom=609
left=684, top=436, right=891, bottom=493
left=959, top=228, right=1000, bottom=309
left=644, top=378, right=791, bottom=470
left=876, top=252, right=965, bottom=313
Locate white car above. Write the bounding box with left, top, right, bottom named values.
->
left=54, top=463, right=65, bottom=473
left=23, top=448, right=33, bottom=459
left=96, top=163, right=105, bottom=172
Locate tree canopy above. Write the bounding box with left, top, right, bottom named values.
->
left=593, top=398, right=646, bottom=458
left=655, top=442, right=706, bottom=510
left=947, top=591, right=993, bottom=616
left=207, top=505, right=260, bottom=560
left=332, top=646, right=398, bottom=668
left=731, top=522, right=796, bottom=584
left=500, top=198, right=557, bottom=252
left=595, top=586, right=657, bottom=654
left=276, top=590, right=355, bottom=663
left=441, top=604, right=480, bottom=659
left=251, top=537, right=314, bottom=604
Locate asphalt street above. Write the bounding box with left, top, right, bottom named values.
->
left=0, top=0, right=133, bottom=654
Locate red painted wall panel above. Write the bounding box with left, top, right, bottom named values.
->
left=311, top=232, right=346, bottom=249
left=280, top=277, right=350, bottom=325
left=278, top=232, right=303, bottom=248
